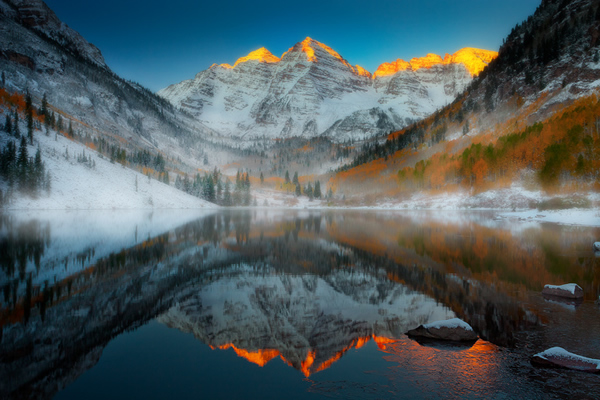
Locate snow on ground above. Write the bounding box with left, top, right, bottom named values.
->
left=498, top=208, right=600, bottom=227
left=2, top=128, right=216, bottom=210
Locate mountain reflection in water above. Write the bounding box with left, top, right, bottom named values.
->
left=1, top=209, right=599, bottom=399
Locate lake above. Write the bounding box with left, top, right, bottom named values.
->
left=1, top=209, right=600, bottom=399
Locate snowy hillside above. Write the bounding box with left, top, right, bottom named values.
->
left=1, top=124, right=215, bottom=210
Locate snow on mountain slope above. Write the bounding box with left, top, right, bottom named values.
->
left=159, top=38, right=497, bottom=142
left=1, top=124, right=215, bottom=210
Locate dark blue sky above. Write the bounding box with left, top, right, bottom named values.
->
left=45, top=0, right=541, bottom=92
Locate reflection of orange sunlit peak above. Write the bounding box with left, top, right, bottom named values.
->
left=215, top=344, right=280, bottom=367
left=373, top=335, right=397, bottom=350
left=212, top=335, right=397, bottom=377
left=300, top=350, right=316, bottom=377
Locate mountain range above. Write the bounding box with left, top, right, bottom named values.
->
left=159, top=38, right=497, bottom=141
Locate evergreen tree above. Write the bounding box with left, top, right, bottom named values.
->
left=306, top=182, right=313, bottom=200
left=17, top=136, right=28, bottom=190
left=27, top=109, right=34, bottom=145
left=285, top=170, right=290, bottom=184
left=41, top=93, right=48, bottom=121
left=13, top=112, right=20, bottom=139
left=260, top=171, right=264, bottom=184
left=203, top=174, right=215, bottom=203
left=33, top=146, right=43, bottom=193
left=223, top=179, right=232, bottom=206
left=4, top=115, right=11, bottom=133
left=295, top=183, right=301, bottom=197
left=68, top=121, right=74, bottom=138
left=314, top=181, right=321, bottom=199
left=25, top=90, right=32, bottom=113
left=1, top=72, right=5, bottom=87
left=216, top=178, right=223, bottom=204
left=57, top=115, right=63, bottom=132
left=327, top=187, right=333, bottom=199
left=293, top=171, right=299, bottom=185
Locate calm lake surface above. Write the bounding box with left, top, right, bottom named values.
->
left=1, top=209, right=600, bottom=399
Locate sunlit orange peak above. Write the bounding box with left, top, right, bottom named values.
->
left=354, top=65, right=372, bottom=78
left=373, top=47, right=498, bottom=78
left=233, top=47, right=281, bottom=67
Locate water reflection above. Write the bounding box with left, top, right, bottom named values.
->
left=0, top=210, right=599, bottom=399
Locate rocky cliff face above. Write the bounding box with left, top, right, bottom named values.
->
left=159, top=38, right=497, bottom=141
left=1, top=0, right=106, bottom=67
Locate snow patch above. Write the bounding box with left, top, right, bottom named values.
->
left=544, top=283, right=581, bottom=295
left=423, top=318, right=473, bottom=331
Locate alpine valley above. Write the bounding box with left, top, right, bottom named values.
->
left=0, top=0, right=599, bottom=212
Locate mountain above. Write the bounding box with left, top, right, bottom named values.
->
left=158, top=38, right=497, bottom=142
left=0, top=0, right=223, bottom=170
left=331, top=0, right=600, bottom=207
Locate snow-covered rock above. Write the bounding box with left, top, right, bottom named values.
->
left=159, top=38, right=496, bottom=142
left=532, top=347, right=600, bottom=372
left=542, top=283, right=584, bottom=299
left=594, top=242, right=600, bottom=251
left=406, top=317, right=478, bottom=342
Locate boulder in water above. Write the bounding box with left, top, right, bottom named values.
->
left=542, top=283, right=583, bottom=299
left=532, top=347, right=600, bottom=373
left=406, top=318, right=478, bottom=342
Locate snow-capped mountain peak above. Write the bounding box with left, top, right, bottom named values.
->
left=158, top=38, right=497, bottom=141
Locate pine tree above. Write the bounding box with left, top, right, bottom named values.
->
left=13, top=112, right=20, bottom=139
left=27, top=109, right=34, bottom=145
left=1, top=72, right=5, bottom=87
left=4, top=115, right=11, bottom=133
left=34, top=146, right=43, bottom=193
left=216, top=178, right=223, bottom=204
left=293, top=171, right=299, bottom=185
left=68, top=121, right=74, bottom=138
left=17, top=136, right=28, bottom=191
left=41, top=93, right=48, bottom=121
left=285, top=170, right=290, bottom=184
left=327, top=187, right=333, bottom=199
left=314, top=181, right=321, bottom=199
left=306, top=182, right=313, bottom=200
left=260, top=171, right=264, bottom=184
left=295, top=183, right=301, bottom=197
left=25, top=90, right=32, bottom=113
left=223, top=179, right=232, bottom=206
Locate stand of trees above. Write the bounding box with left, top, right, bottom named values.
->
left=1, top=90, right=51, bottom=204
left=175, top=168, right=254, bottom=206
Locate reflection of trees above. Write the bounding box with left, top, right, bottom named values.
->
left=0, top=217, right=50, bottom=282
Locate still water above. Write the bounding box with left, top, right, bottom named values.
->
left=1, top=209, right=599, bottom=399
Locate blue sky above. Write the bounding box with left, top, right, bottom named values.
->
left=45, top=0, right=541, bottom=92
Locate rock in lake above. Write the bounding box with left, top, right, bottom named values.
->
left=542, top=283, right=583, bottom=299
left=532, top=347, right=600, bottom=373
left=406, top=318, right=478, bottom=342
left=594, top=242, right=600, bottom=251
